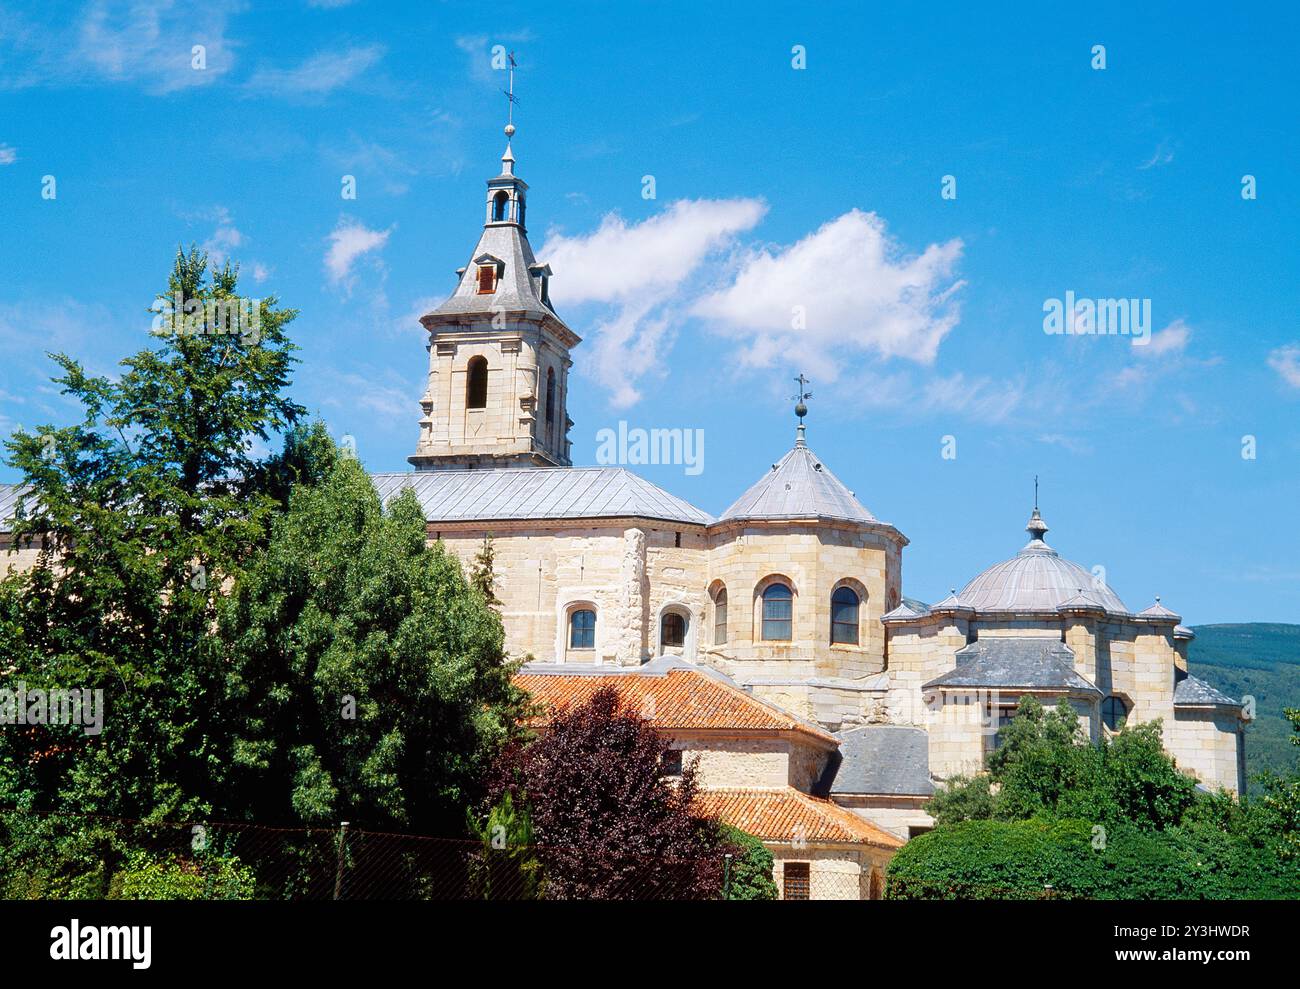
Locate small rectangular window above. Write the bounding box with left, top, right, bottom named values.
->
left=661, top=749, right=682, bottom=776
left=477, top=265, right=496, bottom=294
left=783, top=862, right=810, bottom=900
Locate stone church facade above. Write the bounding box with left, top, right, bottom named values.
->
left=0, top=128, right=1247, bottom=899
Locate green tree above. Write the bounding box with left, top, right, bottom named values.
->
left=1256, top=708, right=1300, bottom=860
left=930, top=697, right=1194, bottom=831
left=218, top=453, right=528, bottom=834
left=469, top=534, right=501, bottom=607
left=0, top=247, right=304, bottom=824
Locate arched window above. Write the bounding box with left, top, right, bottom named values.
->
left=466, top=356, right=488, bottom=410
left=761, top=583, right=793, bottom=641
left=831, top=586, right=860, bottom=644
left=545, top=368, right=555, bottom=425
left=661, top=612, right=686, bottom=649
left=713, top=585, right=728, bottom=645
left=492, top=190, right=509, bottom=222
left=569, top=609, right=596, bottom=650
left=1102, top=695, right=1128, bottom=731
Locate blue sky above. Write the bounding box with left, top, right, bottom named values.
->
left=1, top=1, right=1298, bottom=624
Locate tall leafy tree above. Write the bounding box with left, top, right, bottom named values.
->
left=218, top=453, right=527, bottom=832
left=0, top=247, right=304, bottom=822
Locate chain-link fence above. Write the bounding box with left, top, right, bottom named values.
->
left=0, top=809, right=734, bottom=901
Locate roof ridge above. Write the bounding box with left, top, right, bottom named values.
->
left=665, top=669, right=838, bottom=744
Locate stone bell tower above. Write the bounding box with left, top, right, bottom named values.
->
left=409, top=106, right=579, bottom=471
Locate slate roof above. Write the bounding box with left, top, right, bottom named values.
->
left=717, top=438, right=887, bottom=528
left=514, top=662, right=838, bottom=745
left=1137, top=598, right=1181, bottom=621
left=923, top=637, right=1102, bottom=696
left=827, top=725, right=934, bottom=797
left=695, top=787, right=903, bottom=848
left=0, top=484, right=28, bottom=532
left=371, top=467, right=712, bottom=526
left=1173, top=672, right=1241, bottom=709
left=425, top=150, right=561, bottom=326
left=957, top=509, right=1128, bottom=615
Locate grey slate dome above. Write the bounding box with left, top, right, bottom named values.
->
left=957, top=508, right=1128, bottom=615
left=717, top=433, right=878, bottom=525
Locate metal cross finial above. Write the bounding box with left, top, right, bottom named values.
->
left=791, top=373, right=812, bottom=423
left=1034, top=475, right=1039, bottom=512
left=503, top=51, right=520, bottom=138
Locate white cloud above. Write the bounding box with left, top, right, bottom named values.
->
left=539, top=198, right=765, bottom=407
left=246, top=45, right=384, bottom=97
left=1268, top=344, right=1300, bottom=389
left=250, top=262, right=271, bottom=284
left=0, top=144, right=16, bottom=165
left=325, top=216, right=393, bottom=288
left=1134, top=317, right=1190, bottom=357
left=692, top=209, right=965, bottom=380
left=201, top=206, right=244, bottom=267
left=543, top=199, right=766, bottom=304
left=0, top=0, right=241, bottom=93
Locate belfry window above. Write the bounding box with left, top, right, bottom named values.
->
left=569, top=609, right=596, bottom=650
left=492, top=190, right=510, bottom=222
left=466, top=356, right=488, bottom=410
left=761, top=583, right=793, bottom=641
left=477, top=264, right=496, bottom=294
left=545, top=368, right=556, bottom=425
left=831, top=586, right=860, bottom=645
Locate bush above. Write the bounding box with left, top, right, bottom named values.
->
left=886, top=817, right=1300, bottom=900
left=114, top=851, right=257, bottom=900
left=719, top=824, right=777, bottom=900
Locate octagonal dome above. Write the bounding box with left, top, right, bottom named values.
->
left=957, top=508, right=1128, bottom=615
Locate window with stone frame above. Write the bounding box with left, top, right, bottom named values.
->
left=830, top=585, right=860, bottom=644
left=782, top=862, right=810, bottom=900
left=1101, top=694, right=1129, bottom=731
left=661, top=748, right=683, bottom=777
left=569, top=608, right=596, bottom=650
left=761, top=582, right=793, bottom=641
left=661, top=611, right=686, bottom=649
left=713, top=585, right=728, bottom=645
left=465, top=356, right=489, bottom=409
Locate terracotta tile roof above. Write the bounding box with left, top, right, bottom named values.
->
left=514, top=667, right=837, bottom=746
left=697, top=787, right=903, bottom=849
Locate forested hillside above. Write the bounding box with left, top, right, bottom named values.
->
left=1189, top=623, right=1300, bottom=791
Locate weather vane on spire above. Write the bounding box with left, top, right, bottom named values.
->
left=791, top=373, right=812, bottom=424
left=790, top=374, right=813, bottom=446
left=503, top=51, right=519, bottom=140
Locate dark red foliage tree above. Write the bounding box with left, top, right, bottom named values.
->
left=486, top=686, right=724, bottom=899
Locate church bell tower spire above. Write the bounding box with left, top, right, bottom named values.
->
left=409, top=56, right=581, bottom=471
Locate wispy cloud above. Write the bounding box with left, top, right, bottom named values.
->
left=0, top=0, right=241, bottom=93
left=324, top=216, right=393, bottom=290
left=1133, top=317, right=1190, bottom=357
left=246, top=44, right=385, bottom=98
left=1268, top=343, right=1300, bottom=389
left=0, top=144, right=16, bottom=165
left=1138, top=142, right=1176, bottom=170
